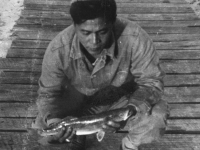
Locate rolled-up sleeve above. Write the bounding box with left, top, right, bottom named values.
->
left=36, top=41, right=66, bottom=121
left=129, top=27, right=165, bottom=110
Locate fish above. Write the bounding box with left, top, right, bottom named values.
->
left=28, top=107, right=135, bottom=142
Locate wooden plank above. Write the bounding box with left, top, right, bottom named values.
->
left=0, top=132, right=200, bottom=150
left=16, top=17, right=200, bottom=27
left=24, top=2, right=190, bottom=8
left=1, top=59, right=200, bottom=74
left=139, top=134, right=200, bottom=150
left=0, top=84, right=199, bottom=103
left=7, top=48, right=200, bottom=60
left=144, top=26, right=200, bottom=34
left=1, top=71, right=200, bottom=86
left=24, top=0, right=188, bottom=5
left=23, top=3, right=192, bottom=9
left=0, top=58, right=42, bottom=72
left=24, top=0, right=188, bottom=4
left=0, top=92, right=37, bottom=102
left=0, top=84, right=37, bottom=102
left=13, top=28, right=200, bottom=41
left=23, top=3, right=191, bottom=9
left=120, top=14, right=200, bottom=21
left=160, top=60, right=200, bottom=74
left=151, top=34, right=200, bottom=42
left=0, top=83, right=199, bottom=103
left=0, top=72, right=40, bottom=84
left=2, top=118, right=200, bottom=133
left=164, top=75, right=200, bottom=86
left=23, top=5, right=193, bottom=14
left=136, top=20, right=200, bottom=27
left=13, top=26, right=200, bottom=38
left=158, top=50, right=200, bottom=60
left=170, top=104, right=200, bottom=118
left=11, top=40, right=49, bottom=49
left=1, top=103, right=200, bottom=118
left=22, top=10, right=198, bottom=21
left=0, top=118, right=33, bottom=129
left=155, top=40, right=200, bottom=50
left=167, top=119, right=200, bottom=132
left=10, top=39, right=200, bottom=50
left=116, top=0, right=188, bottom=3
left=0, top=103, right=34, bottom=117
left=164, top=87, right=200, bottom=103
left=7, top=48, right=46, bottom=59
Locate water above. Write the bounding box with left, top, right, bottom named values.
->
left=0, top=0, right=24, bottom=58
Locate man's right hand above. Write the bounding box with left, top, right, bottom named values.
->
left=46, top=118, right=76, bottom=144
left=47, top=126, right=76, bottom=144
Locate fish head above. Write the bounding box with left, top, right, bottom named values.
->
left=109, top=108, right=133, bottom=122
left=118, top=108, right=133, bottom=120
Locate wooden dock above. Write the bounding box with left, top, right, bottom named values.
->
left=0, top=0, right=200, bottom=149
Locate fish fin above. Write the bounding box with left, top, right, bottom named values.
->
left=96, top=130, right=105, bottom=142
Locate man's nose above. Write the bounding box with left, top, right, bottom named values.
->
left=91, top=33, right=98, bottom=44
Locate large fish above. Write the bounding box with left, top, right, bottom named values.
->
left=29, top=108, right=135, bottom=142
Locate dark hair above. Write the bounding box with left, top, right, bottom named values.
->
left=70, top=0, right=117, bottom=24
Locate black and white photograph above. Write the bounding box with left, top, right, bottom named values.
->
left=0, top=0, right=200, bottom=149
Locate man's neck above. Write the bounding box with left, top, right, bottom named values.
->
left=80, top=44, right=99, bottom=64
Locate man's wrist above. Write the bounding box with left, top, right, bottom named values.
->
left=47, top=118, right=61, bottom=126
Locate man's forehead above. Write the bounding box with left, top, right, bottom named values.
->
left=76, top=18, right=110, bottom=30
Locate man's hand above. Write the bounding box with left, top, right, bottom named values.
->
left=47, top=126, right=76, bottom=144
left=102, top=120, right=121, bottom=133
left=46, top=118, right=76, bottom=144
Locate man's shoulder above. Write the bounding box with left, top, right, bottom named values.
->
left=115, top=17, right=142, bottom=37
left=48, top=25, right=75, bottom=52
left=115, top=17, right=146, bottom=37
left=115, top=17, right=151, bottom=42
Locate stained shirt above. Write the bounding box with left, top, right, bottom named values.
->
left=37, top=17, right=165, bottom=120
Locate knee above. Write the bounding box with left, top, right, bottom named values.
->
left=151, top=100, right=169, bottom=120
left=32, top=113, right=48, bottom=129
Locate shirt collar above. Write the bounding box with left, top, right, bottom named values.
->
left=70, top=34, right=82, bottom=59
left=70, top=30, right=116, bottom=60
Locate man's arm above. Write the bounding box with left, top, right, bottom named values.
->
left=36, top=41, right=66, bottom=125
left=128, top=27, right=165, bottom=111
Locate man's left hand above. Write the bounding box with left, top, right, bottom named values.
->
left=102, top=120, right=121, bottom=133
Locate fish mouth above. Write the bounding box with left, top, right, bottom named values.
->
left=123, top=108, right=136, bottom=120
left=124, top=110, right=133, bottom=120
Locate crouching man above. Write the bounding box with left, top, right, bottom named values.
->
left=32, top=0, right=169, bottom=149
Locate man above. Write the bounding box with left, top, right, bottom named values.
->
left=32, top=0, right=168, bottom=149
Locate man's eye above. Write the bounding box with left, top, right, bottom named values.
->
left=99, top=30, right=108, bottom=34
left=82, top=31, right=90, bottom=35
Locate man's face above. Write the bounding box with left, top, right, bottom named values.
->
left=74, top=17, right=113, bottom=57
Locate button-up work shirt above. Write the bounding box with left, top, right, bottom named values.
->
left=37, top=17, right=165, bottom=120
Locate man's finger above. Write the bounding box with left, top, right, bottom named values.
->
left=107, top=120, right=121, bottom=128
left=47, top=127, right=65, bottom=143
left=59, top=127, right=74, bottom=143
left=66, top=128, right=76, bottom=140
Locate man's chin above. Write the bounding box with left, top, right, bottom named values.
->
left=88, top=48, right=102, bottom=55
